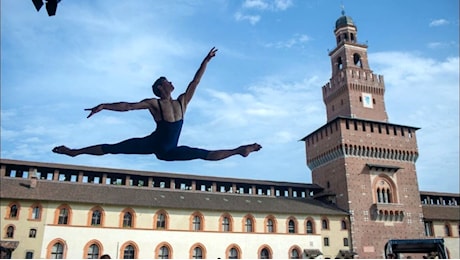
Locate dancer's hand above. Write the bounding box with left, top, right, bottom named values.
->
left=205, top=47, right=218, bottom=61
left=85, top=104, right=103, bottom=118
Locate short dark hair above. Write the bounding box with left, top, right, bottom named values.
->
left=152, top=76, right=166, bottom=97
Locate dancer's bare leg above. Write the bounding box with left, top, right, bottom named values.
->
left=206, top=143, right=262, bottom=161
left=52, top=145, right=104, bottom=157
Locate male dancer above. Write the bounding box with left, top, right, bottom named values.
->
left=53, top=47, right=262, bottom=161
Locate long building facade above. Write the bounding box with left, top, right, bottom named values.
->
left=0, top=159, right=352, bottom=259
left=1, top=11, right=459, bottom=260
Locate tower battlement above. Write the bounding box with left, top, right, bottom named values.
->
left=323, top=68, right=385, bottom=99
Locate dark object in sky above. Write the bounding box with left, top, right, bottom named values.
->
left=32, top=0, right=44, bottom=11
left=32, top=0, right=61, bottom=16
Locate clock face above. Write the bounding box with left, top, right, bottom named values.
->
left=362, top=93, right=373, bottom=108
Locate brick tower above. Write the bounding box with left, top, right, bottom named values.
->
left=302, top=11, right=425, bottom=258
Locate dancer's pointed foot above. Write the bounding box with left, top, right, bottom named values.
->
left=238, top=143, right=262, bottom=157
left=52, top=145, right=76, bottom=157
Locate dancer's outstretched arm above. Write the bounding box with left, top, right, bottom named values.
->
left=179, top=47, right=217, bottom=107
left=85, top=99, right=154, bottom=118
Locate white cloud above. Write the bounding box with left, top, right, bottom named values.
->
left=242, top=0, right=293, bottom=11
left=264, top=33, right=311, bottom=48
left=243, top=0, right=270, bottom=10
left=429, top=18, right=449, bottom=27
left=274, top=0, right=293, bottom=11
left=234, top=12, right=261, bottom=25
left=236, top=0, right=293, bottom=25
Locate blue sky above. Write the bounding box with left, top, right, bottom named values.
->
left=1, top=0, right=458, bottom=193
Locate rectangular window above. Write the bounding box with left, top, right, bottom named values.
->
left=324, top=237, right=330, bottom=247
left=29, top=229, right=37, bottom=238
left=32, top=207, right=40, bottom=219
left=25, top=252, right=34, bottom=259
left=424, top=221, right=434, bottom=236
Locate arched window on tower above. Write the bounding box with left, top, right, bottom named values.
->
left=374, top=177, right=396, bottom=204
left=353, top=53, right=362, bottom=68
left=337, top=57, right=343, bottom=70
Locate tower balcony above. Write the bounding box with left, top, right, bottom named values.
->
left=370, top=203, right=405, bottom=222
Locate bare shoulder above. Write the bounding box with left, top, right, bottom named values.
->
left=177, top=94, right=188, bottom=107
left=141, top=98, right=158, bottom=106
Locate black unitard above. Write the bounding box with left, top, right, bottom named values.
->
left=101, top=99, right=210, bottom=161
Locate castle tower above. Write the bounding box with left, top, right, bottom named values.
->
left=324, top=10, right=388, bottom=123
left=302, top=11, right=426, bottom=258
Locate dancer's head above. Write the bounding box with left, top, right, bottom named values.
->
left=152, top=76, right=166, bottom=97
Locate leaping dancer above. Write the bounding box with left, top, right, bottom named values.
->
left=52, top=47, right=262, bottom=161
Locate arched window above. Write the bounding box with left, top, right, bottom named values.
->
left=6, top=225, right=14, bottom=238
left=337, top=57, right=343, bottom=70
left=8, top=203, right=19, bottom=219
left=190, top=244, right=206, bottom=259
left=321, top=218, right=329, bottom=230
left=193, top=247, right=202, bottom=259
left=306, top=219, right=315, bottom=234
left=244, top=215, right=254, bottom=233
left=87, top=244, right=100, bottom=259
left=157, top=213, right=166, bottom=228
left=267, top=219, right=274, bottom=233
left=265, top=215, right=276, bottom=233
left=55, top=205, right=72, bottom=225
left=30, top=203, right=42, bottom=220
left=288, top=219, right=296, bottom=233
left=374, top=177, right=396, bottom=204
left=259, top=247, right=271, bottom=259
left=343, top=238, right=349, bottom=246
left=341, top=219, right=348, bottom=230
left=289, top=248, right=300, bottom=259
left=120, top=208, right=135, bottom=228
left=353, top=53, right=362, bottom=67
left=83, top=240, right=103, bottom=259
left=227, top=246, right=240, bottom=259
left=191, top=212, right=204, bottom=231
left=220, top=213, right=233, bottom=232
left=50, top=242, right=64, bottom=259
left=158, top=246, right=169, bottom=259
left=123, top=245, right=135, bottom=259
left=154, top=210, right=168, bottom=230
left=91, top=210, right=102, bottom=226
left=123, top=212, right=132, bottom=227
left=155, top=243, right=172, bottom=259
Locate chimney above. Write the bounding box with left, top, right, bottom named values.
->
left=30, top=175, right=38, bottom=189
